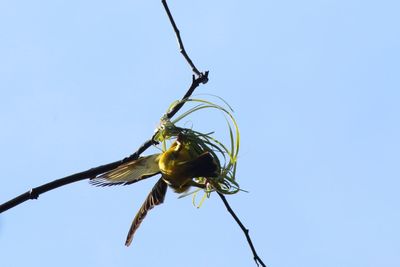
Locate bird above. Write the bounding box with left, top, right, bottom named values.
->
left=90, top=134, right=220, bottom=246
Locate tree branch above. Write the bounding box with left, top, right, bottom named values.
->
left=218, top=192, right=267, bottom=267
left=166, top=72, right=208, bottom=119
left=162, top=0, right=205, bottom=78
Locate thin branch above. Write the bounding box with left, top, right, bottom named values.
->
left=218, top=192, right=267, bottom=267
left=166, top=72, right=208, bottom=119
left=0, top=139, right=151, bottom=213
left=0, top=75, right=206, bottom=214
left=162, top=0, right=204, bottom=78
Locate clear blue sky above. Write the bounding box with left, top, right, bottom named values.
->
left=1, top=1, right=399, bottom=266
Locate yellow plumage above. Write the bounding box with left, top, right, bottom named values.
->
left=91, top=135, right=219, bottom=245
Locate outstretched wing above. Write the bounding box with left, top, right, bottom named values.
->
left=90, top=154, right=161, bottom=186
left=125, top=178, right=168, bottom=246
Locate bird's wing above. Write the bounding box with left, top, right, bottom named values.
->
left=178, top=151, right=220, bottom=178
left=90, top=154, right=161, bottom=186
left=125, top=178, right=168, bottom=246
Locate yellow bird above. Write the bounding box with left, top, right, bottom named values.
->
left=91, top=135, right=220, bottom=246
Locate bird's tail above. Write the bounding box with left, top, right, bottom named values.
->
left=125, top=178, right=168, bottom=246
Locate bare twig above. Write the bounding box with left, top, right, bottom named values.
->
left=0, top=139, right=152, bottom=213
left=218, top=192, right=267, bottom=267
left=166, top=72, right=208, bottom=119
left=162, top=0, right=205, bottom=78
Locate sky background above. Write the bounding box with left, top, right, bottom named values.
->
left=1, top=1, right=399, bottom=267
